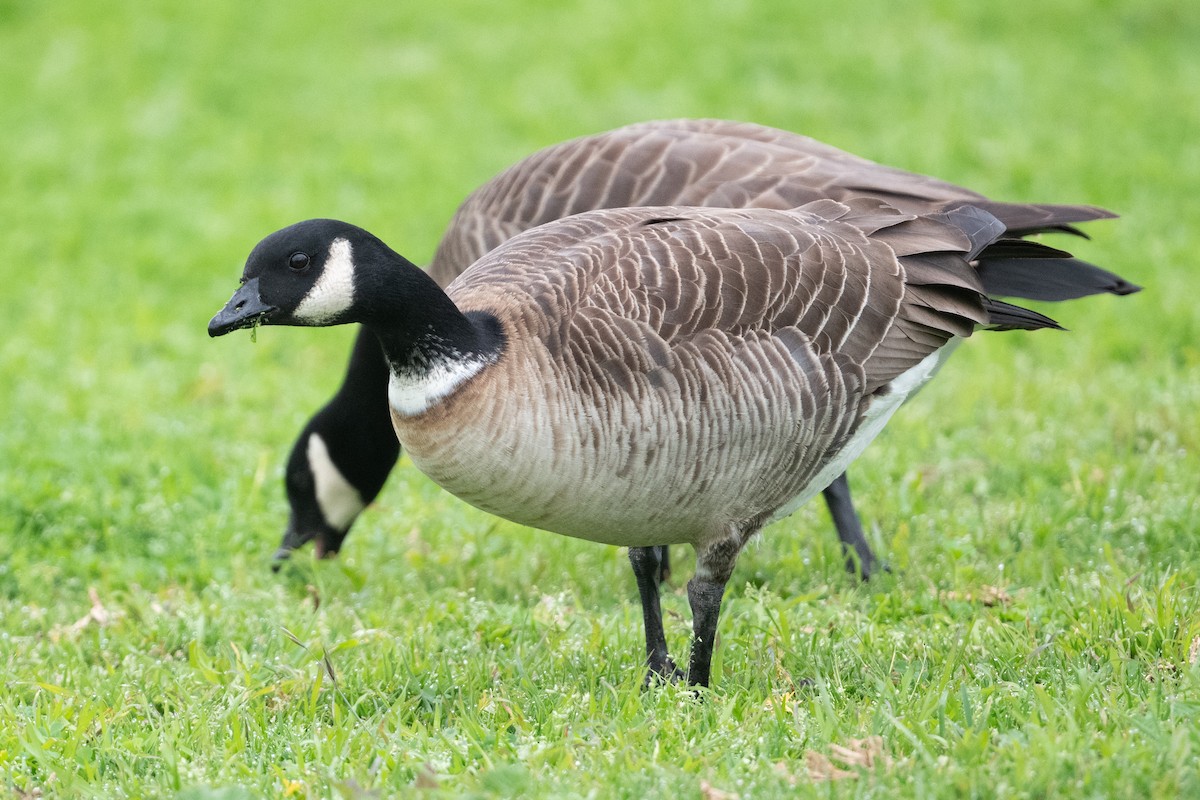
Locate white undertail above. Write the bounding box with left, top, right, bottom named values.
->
left=768, top=341, right=961, bottom=525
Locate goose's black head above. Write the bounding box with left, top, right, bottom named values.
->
left=209, top=219, right=391, bottom=337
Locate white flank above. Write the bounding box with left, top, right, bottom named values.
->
left=294, top=238, right=356, bottom=323
left=306, top=432, right=366, bottom=531
left=388, top=355, right=491, bottom=416
left=769, top=340, right=961, bottom=524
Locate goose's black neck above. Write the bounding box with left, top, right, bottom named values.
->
left=355, top=253, right=505, bottom=377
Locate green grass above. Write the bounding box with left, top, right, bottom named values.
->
left=2, top=0, right=1199, bottom=796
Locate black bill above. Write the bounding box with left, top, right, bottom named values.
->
left=208, top=277, right=277, bottom=337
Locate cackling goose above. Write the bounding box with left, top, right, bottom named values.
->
left=210, top=194, right=1136, bottom=686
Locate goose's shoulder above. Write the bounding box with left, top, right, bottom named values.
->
left=449, top=201, right=1000, bottom=395
left=449, top=200, right=962, bottom=307
left=443, top=205, right=837, bottom=318
left=446, top=206, right=905, bottom=356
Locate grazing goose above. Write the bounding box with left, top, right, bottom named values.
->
left=211, top=196, right=1135, bottom=686
left=273, top=119, right=1136, bottom=583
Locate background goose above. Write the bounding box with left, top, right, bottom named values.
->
left=210, top=196, right=1135, bottom=686
left=273, top=119, right=1136, bottom=584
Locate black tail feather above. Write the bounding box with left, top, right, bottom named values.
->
left=925, top=201, right=1135, bottom=333
left=977, top=256, right=1141, bottom=301
left=971, top=235, right=1140, bottom=302
left=983, top=298, right=1064, bottom=331
left=980, top=238, right=1075, bottom=260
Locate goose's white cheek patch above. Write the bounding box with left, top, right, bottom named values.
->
left=294, top=238, right=355, bottom=323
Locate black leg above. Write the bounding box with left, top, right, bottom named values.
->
left=822, top=472, right=881, bottom=580
left=628, top=546, right=682, bottom=682
left=685, top=575, right=728, bottom=688
left=685, top=535, right=749, bottom=687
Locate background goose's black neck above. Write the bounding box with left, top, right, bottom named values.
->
left=329, top=327, right=390, bottom=405
left=355, top=253, right=504, bottom=375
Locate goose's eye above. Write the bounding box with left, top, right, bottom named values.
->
left=288, top=252, right=311, bottom=271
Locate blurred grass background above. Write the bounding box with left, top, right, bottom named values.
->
left=1, top=0, right=1198, bottom=797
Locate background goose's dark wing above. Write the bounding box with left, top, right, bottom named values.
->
left=428, top=119, right=1120, bottom=289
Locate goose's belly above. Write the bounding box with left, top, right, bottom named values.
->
left=392, top=373, right=735, bottom=547
left=390, top=342, right=956, bottom=549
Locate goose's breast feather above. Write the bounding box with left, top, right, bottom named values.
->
left=397, top=203, right=988, bottom=548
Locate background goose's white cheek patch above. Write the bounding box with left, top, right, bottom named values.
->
left=306, top=432, right=365, bottom=531
left=294, top=238, right=356, bottom=323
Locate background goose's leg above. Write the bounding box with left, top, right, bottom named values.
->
left=821, top=472, right=882, bottom=580
left=628, top=546, right=681, bottom=683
